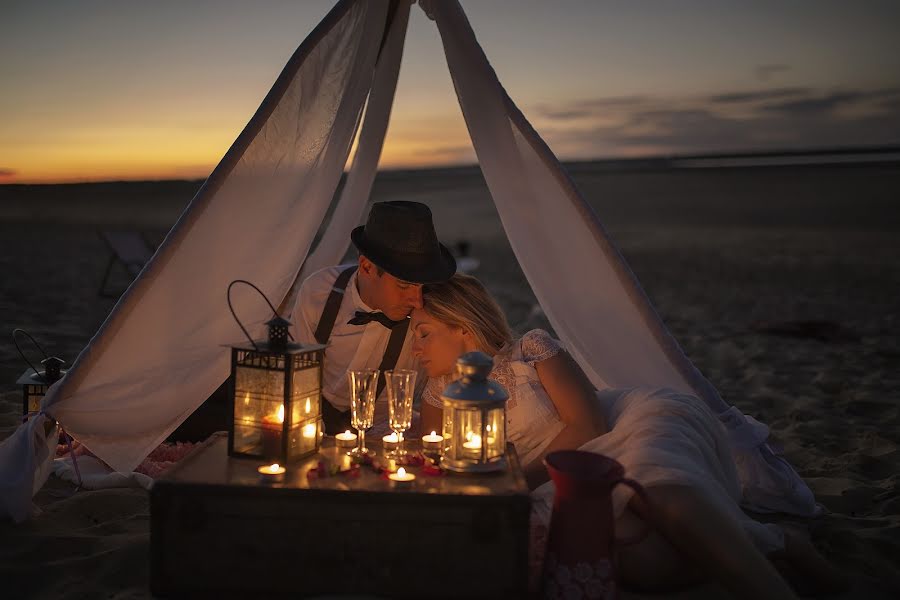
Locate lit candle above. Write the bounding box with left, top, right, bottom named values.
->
left=302, top=422, right=317, bottom=439
left=462, top=432, right=482, bottom=450
left=258, top=463, right=286, bottom=483
left=422, top=430, right=442, bottom=453
left=382, top=432, right=400, bottom=453
left=335, top=429, right=357, bottom=448
left=388, top=466, right=415, bottom=487
left=261, top=404, right=285, bottom=459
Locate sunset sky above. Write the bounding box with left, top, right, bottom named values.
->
left=2, top=0, right=899, bottom=183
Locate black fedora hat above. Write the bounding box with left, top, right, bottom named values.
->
left=351, top=201, right=456, bottom=284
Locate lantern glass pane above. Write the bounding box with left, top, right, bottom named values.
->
left=442, top=407, right=454, bottom=455
left=289, top=417, right=320, bottom=460
left=486, top=407, right=505, bottom=460
left=233, top=363, right=287, bottom=459
left=26, top=385, right=46, bottom=414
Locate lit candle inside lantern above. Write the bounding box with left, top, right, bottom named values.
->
left=261, top=404, right=285, bottom=459
left=335, top=429, right=357, bottom=448
left=258, top=463, right=286, bottom=483
left=388, top=466, right=415, bottom=486
left=462, top=431, right=482, bottom=450
left=302, top=422, right=317, bottom=439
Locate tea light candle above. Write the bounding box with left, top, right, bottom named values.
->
left=422, top=430, right=442, bottom=453
left=462, top=433, right=482, bottom=450
left=388, top=466, right=415, bottom=487
left=258, top=463, right=286, bottom=483
left=382, top=432, right=400, bottom=452
left=335, top=429, right=357, bottom=448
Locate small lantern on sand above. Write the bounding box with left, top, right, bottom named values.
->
left=13, top=329, right=66, bottom=416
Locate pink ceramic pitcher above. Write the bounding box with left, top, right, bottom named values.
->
left=541, top=450, right=650, bottom=600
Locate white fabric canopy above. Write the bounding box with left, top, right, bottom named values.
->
left=0, top=0, right=816, bottom=521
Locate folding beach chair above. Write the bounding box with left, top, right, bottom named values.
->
left=97, top=230, right=156, bottom=298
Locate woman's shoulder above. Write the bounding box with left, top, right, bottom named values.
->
left=518, top=329, right=563, bottom=366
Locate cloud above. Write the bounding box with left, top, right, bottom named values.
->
left=529, top=86, right=900, bottom=158
left=754, top=64, right=791, bottom=82
left=0, top=168, right=16, bottom=180
left=709, top=87, right=810, bottom=104
left=535, top=95, right=650, bottom=120
left=759, top=91, right=869, bottom=117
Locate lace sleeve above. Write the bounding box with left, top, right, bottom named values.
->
left=520, top=329, right=563, bottom=367
left=422, top=376, right=445, bottom=409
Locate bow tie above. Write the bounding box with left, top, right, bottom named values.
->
left=347, top=311, right=406, bottom=329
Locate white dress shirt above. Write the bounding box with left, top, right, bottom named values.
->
left=294, top=265, right=421, bottom=426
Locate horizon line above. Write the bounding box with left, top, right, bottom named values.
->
left=3, top=144, right=898, bottom=186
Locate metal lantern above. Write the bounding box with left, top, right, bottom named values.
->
left=226, top=280, right=325, bottom=464
left=13, top=329, right=66, bottom=416
left=441, top=351, right=508, bottom=473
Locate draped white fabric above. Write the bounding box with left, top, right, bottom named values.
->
left=1, top=0, right=815, bottom=519
left=426, top=0, right=815, bottom=516
left=40, top=0, right=392, bottom=474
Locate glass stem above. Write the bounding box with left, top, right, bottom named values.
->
left=397, top=431, right=404, bottom=455
left=358, top=429, right=365, bottom=454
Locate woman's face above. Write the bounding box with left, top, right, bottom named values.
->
left=410, top=308, right=471, bottom=378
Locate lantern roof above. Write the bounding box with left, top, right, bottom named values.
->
left=441, top=351, right=508, bottom=405
left=226, top=340, right=327, bottom=355
left=265, top=315, right=292, bottom=328
left=41, top=356, right=65, bottom=368
left=15, top=367, right=68, bottom=386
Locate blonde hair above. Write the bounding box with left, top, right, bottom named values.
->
left=422, top=274, right=513, bottom=355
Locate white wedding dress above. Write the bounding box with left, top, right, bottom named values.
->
left=423, top=329, right=784, bottom=553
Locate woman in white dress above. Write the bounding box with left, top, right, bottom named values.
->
left=413, top=273, right=835, bottom=599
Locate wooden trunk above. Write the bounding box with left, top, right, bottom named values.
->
left=150, top=432, right=531, bottom=598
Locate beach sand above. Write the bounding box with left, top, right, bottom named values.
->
left=1, top=162, right=898, bottom=598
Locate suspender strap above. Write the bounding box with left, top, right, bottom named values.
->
left=314, top=264, right=410, bottom=399
left=314, top=266, right=357, bottom=345
left=376, top=318, right=410, bottom=398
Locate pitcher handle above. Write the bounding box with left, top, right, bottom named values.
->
left=612, top=477, right=652, bottom=547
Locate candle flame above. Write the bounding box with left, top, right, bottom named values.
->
left=244, top=393, right=250, bottom=405
left=344, top=430, right=351, bottom=436
left=270, top=463, right=280, bottom=470
left=277, top=404, right=284, bottom=423
left=397, top=467, right=406, bottom=477
left=430, top=431, right=437, bottom=436
left=305, top=398, right=311, bottom=414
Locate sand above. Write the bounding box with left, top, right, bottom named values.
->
left=1, top=161, right=898, bottom=598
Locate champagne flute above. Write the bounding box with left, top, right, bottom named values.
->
left=385, top=369, right=416, bottom=458
left=347, top=369, right=379, bottom=456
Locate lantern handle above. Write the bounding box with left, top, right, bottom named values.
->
left=226, top=279, right=285, bottom=352
left=12, top=328, right=48, bottom=381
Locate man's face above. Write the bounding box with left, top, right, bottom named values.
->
left=357, top=256, right=423, bottom=321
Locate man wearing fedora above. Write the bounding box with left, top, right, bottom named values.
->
left=294, top=201, right=456, bottom=434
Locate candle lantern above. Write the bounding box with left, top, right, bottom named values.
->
left=226, top=281, right=325, bottom=464
left=13, top=329, right=66, bottom=416
left=441, top=351, right=508, bottom=473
